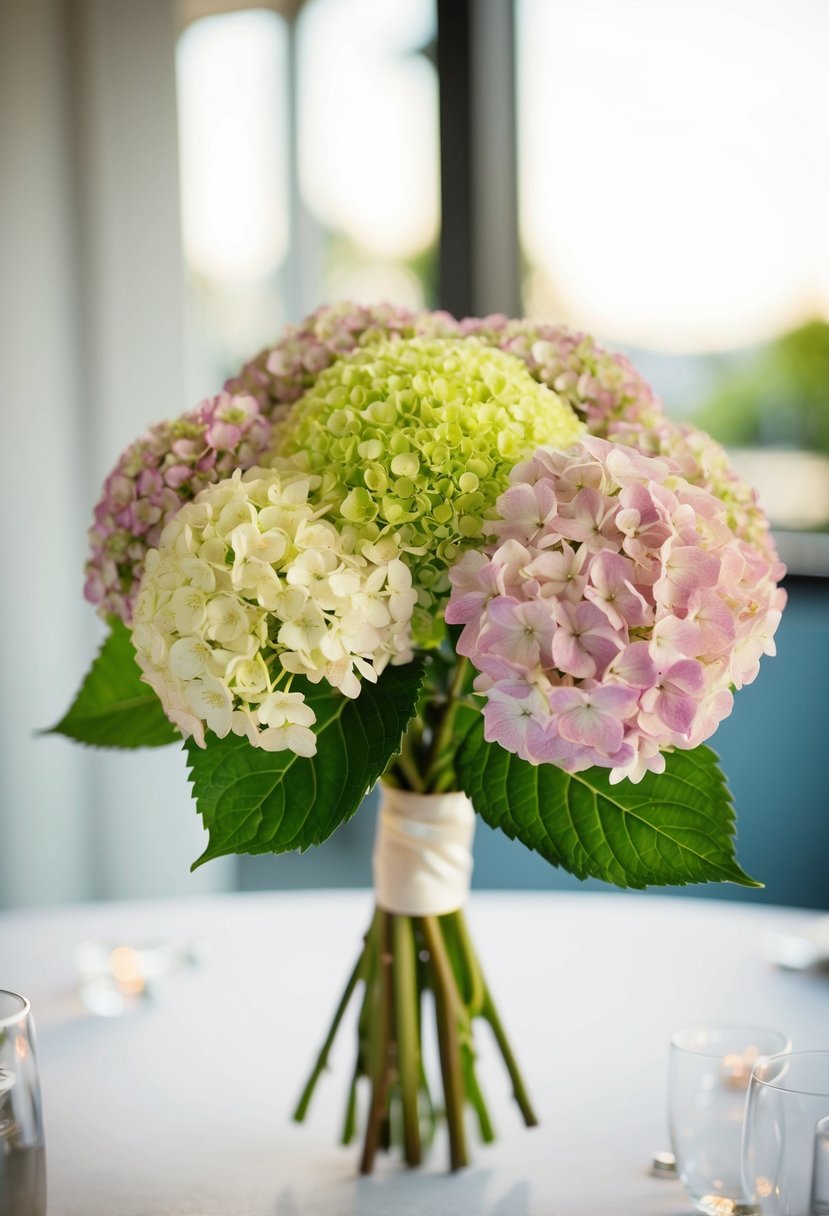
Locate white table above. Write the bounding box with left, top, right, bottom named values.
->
left=2, top=891, right=828, bottom=1216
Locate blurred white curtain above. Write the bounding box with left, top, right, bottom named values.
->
left=0, top=0, right=233, bottom=907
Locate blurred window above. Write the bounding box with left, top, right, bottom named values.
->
left=177, top=8, right=291, bottom=398
left=297, top=0, right=438, bottom=307
left=176, top=0, right=438, bottom=409
left=517, top=0, right=829, bottom=546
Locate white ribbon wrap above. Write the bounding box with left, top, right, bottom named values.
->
left=372, top=786, right=475, bottom=916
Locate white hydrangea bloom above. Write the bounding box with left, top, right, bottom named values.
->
left=132, top=466, right=417, bottom=755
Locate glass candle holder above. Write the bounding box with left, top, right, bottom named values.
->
left=0, top=991, right=46, bottom=1216
left=669, top=1023, right=791, bottom=1215
left=743, top=1050, right=829, bottom=1215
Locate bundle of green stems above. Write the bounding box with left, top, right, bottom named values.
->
left=293, top=654, right=537, bottom=1172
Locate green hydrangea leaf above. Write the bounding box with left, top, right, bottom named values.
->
left=455, top=717, right=760, bottom=889
left=46, top=618, right=177, bottom=748
left=186, top=659, right=426, bottom=868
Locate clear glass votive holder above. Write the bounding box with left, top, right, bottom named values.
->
left=0, top=991, right=46, bottom=1216
left=669, top=1022, right=791, bottom=1215
left=743, top=1050, right=829, bottom=1215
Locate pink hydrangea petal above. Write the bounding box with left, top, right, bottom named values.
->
left=607, top=641, right=658, bottom=688
left=529, top=727, right=596, bottom=769
left=642, top=688, right=697, bottom=735
left=557, top=704, right=624, bottom=755
left=589, top=683, right=641, bottom=715
left=650, top=614, right=704, bottom=663
left=662, top=659, right=706, bottom=696
left=164, top=464, right=193, bottom=490
left=551, top=630, right=597, bottom=679
left=482, top=596, right=555, bottom=670
left=205, top=423, right=240, bottom=452
left=661, top=542, right=721, bottom=591
left=445, top=590, right=488, bottom=626
left=686, top=589, right=737, bottom=656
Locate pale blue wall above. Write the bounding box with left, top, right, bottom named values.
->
left=239, top=578, right=829, bottom=910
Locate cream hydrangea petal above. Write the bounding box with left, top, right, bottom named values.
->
left=171, top=586, right=207, bottom=634
left=229, top=655, right=270, bottom=697
left=180, top=557, right=216, bottom=593
left=258, top=690, right=316, bottom=729
left=258, top=723, right=317, bottom=757
left=132, top=464, right=417, bottom=755
left=169, top=636, right=214, bottom=680
left=184, top=677, right=233, bottom=739
left=205, top=593, right=252, bottom=644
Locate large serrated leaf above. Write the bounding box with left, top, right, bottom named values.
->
left=46, top=618, right=177, bottom=748
left=455, top=718, right=760, bottom=889
left=186, top=658, right=426, bottom=868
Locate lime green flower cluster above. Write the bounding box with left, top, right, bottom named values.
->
left=274, top=336, right=583, bottom=644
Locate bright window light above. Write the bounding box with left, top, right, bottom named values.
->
left=297, top=0, right=438, bottom=262
left=518, top=0, right=829, bottom=352
left=177, top=9, right=289, bottom=284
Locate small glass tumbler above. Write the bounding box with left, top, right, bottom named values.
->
left=0, top=991, right=46, bottom=1216
left=669, top=1023, right=791, bottom=1215
left=743, top=1050, right=829, bottom=1215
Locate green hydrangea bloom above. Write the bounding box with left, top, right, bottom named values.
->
left=274, top=336, right=583, bottom=645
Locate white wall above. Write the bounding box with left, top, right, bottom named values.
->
left=0, top=0, right=233, bottom=907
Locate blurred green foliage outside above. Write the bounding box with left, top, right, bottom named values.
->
left=695, top=320, right=829, bottom=455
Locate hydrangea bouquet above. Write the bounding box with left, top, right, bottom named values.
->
left=51, top=303, right=785, bottom=1173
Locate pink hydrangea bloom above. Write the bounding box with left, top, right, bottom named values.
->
left=84, top=392, right=272, bottom=622
left=446, top=436, right=785, bottom=783
left=83, top=299, right=777, bottom=643
left=610, top=416, right=776, bottom=557
left=225, top=301, right=461, bottom=421
left=230, top=303, right=770, bottom=555
left=227, top=305, right=664, bottom=445
left=462, top=315, right=774, bottom=556
left=459, top=316, right=665, bottom=437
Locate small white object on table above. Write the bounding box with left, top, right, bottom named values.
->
left=1, top=891, right=827, bottom=1216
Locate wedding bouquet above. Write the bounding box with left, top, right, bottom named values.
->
left=51, top=303, right=785, bottom=1172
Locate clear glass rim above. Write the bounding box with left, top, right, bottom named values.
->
left=0, top=989, right=31, bottom=1030
left=671, top=1021, right=791, bottom=1059
left=751, top=1049, right=829, bottom=1097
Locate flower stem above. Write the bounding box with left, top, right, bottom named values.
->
left=292, top=917, right=375, bottom=1122
left=392, top=913, right=423, bottom=1166
left=341, top=1060, right=361, bottom=1146
left=423, top=658, right=469, bottom=791
left=395, top=733, right=426, bottom=792
left=360, top=911, right=395, bottom=1174
left=461, top=1048, right=496, bottom=1143
left=438, top=913, right=495, bottom=1142
left=444, top=909, right=486, bottom=1016
left=420, top=915, right=469, bottom=1170
left=294, top=903, right=537, bottom=1174
left=481, top=980, right=538, bottom=1128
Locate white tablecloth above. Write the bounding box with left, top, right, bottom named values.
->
left=1, top=890, right=827, bottom=1216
